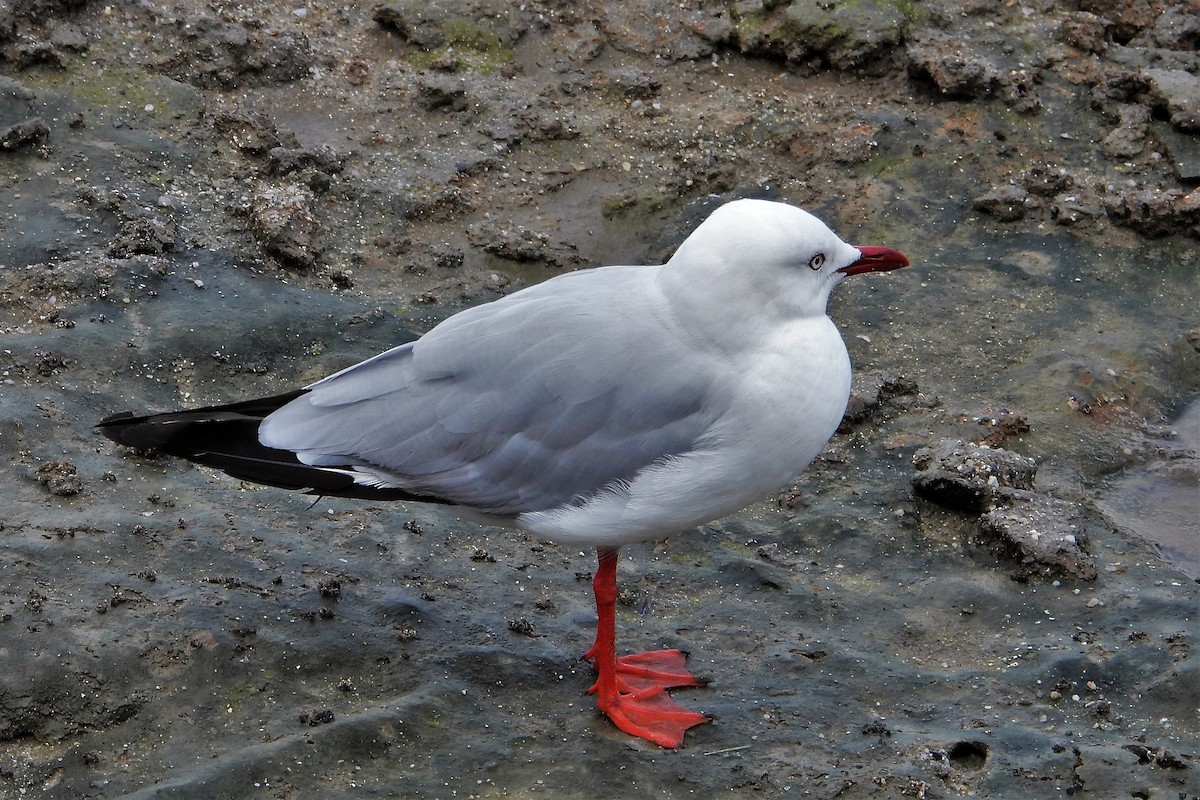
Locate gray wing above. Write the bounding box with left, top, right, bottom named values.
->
left=259, top=266, right=728, bottom=515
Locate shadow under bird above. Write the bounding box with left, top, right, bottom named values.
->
left=98, top=198, right=909, bottom=747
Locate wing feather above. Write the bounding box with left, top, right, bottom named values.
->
left=260, top=266, right=728, bottom=515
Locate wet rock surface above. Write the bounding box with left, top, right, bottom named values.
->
left=912, top=439, right=1038, bottom=513
left=979, top=493, right=1097, bottom=582
left=911, top=439, right=1096, bottom=580
left=1, top=0, right=1199, bottom=798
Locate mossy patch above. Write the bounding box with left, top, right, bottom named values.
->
left=732, top=0, right=912, bottom=67
left=601, top=187, right=677, bottom=220
left=407, top=19, right=515, bottom=74
left=25, top=65, right=204, bottom=121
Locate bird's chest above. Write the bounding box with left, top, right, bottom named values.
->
left=726, top=318, right=852, bottom=471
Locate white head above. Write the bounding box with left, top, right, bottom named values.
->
left=663, top=198, right=908, bottom=320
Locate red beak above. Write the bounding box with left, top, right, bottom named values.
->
left=839, top=245, right=910, bottom=276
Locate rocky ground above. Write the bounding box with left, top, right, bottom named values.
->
left=1, top=0, right=1198, bottom=797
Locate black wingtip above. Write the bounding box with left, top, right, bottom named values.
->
left=96, top=389, right=452, bottom=505
left=96, top=390, right=309, bottom=451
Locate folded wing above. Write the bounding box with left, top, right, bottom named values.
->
left=260, top=267, right=729, bottom=516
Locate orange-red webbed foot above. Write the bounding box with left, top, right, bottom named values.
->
left=585, top=646, right=710, bottom=747
left=593, top=682, right=709, bottom=748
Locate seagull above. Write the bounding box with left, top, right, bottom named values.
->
left=98, top=198, right=909, bottom=748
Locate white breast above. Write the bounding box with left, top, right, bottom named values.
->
left=517, top=315, right=851, bottom=547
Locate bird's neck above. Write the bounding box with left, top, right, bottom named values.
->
left=655, top=260, right=828, bottom=357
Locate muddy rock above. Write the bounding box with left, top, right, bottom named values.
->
left=414, top=74, right=470, bottom=112
left=209, top=103, right=296, bottom=155
left=373, top=0, right=524, bottom=70
left=1088, top=66, right=1150, bottom=109
left=0, top=79, right=46, bottom=152
left=912, top=439, right=1038, bottom=513
left=827, top=118, right=885, bottom=165
left=119, top=208, right=178, bottom=258
left=596, top=0, right=717, bottom=62
left=906, top=34, right=1000, bottom=99
left=1104, top=186, right=1200, bottom=238
left=0, top=0, right=90, bottom=43
left=1156, top=121, right=1200, bottom=182
left=108, top=215, right=178, bottom=259
left=1052, top=190, right=1106, bottom=226
left=80, top=188, right=180, bottom=259
left=267, top=144, right=346, bottom=178
left=1022, top=164, right=1075, bottom=198
left=1056, top=11, right=1112, bottom=53
left=0, top=75, right=36, bottom=120
left=246, top=183, right=323, bottom=268
left=973, top=185, right=1030, bottom=222
left=1080, top=0, right=1164, bottom=43
left=978, top=493, right=1097, bottom=581
left=1100, top=102, right=1151, bottom=158
left=0, top=116, right=48, bottom=151
left=465, top=220, right=586, bottom=269
left=161, top=14, right=315, bottom=89
left=373, top=0, right=526, bottom=49
left=34, top=459, right=81, bottom=496
left=1144, top=68, right=1200, bottom=133
left=743, top=0, right=910, bottom=71
left=604, top=67, right=661, bottom=101
left=971, top=408, right=1031, bottom=448
left=1140, top=3, right=1200, bottom=51
left=905, top=27, right=1043, bottom=114
left=913, top=439, right=1099, bottom=581
left=48, top=21, right=87, bottom=52
left=839, top=372, right=921, bottom=432
left=34, top=350, right=68, bottom=376
left=1005, top=69, right=1042, bottom=114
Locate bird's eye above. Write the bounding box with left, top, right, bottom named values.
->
left=808, top=253, right=825, bottom=271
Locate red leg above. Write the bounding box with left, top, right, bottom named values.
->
left=584, top=547, right=709, bottom=747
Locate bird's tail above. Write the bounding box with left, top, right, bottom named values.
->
left=96, top=391, right=426, bottom=501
